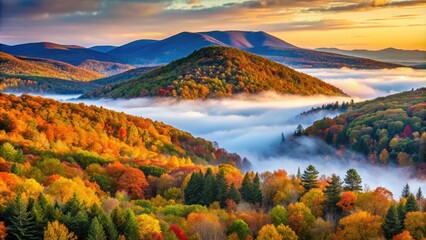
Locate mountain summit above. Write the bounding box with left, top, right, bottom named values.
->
left=81, top=46, right=347, bottom=99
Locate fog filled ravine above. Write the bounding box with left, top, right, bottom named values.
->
left=19, top=68, right=425, bottom=196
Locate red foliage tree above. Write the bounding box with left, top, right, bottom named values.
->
left=168, top=225, right=188, bottom=240
left=117, top=167, right=148, bottom=199
left=403, top=125, right=413, bottom=138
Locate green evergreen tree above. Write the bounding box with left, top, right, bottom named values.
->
left=31, top=200, right=46, bottom=239
left=68, top=210, right=89, bottom=239
left=239, top=173, right=252, bottom=203
left=87, top=217, right=107, bottom=240
left=216, top=170, right=229, bottom=208
left=294, top=124, right=304, bottom=136
left=111, top=207, right=126, bottom=235
left=416, top=187, right=423, bottom=200
left=124, top=209, right=140, bottom=240
left=184, top=171, right=204, bottom=205
left=99, top=214, right=119, bottom=240
left=401, top=183, right=410, bottom=199
left=397, top=202, right=406, bottom=228
left=62, top=193, right=84, bottom=216
left=301, top=165, right=319, bottom=192
left=296, top=167, right=301, bottom=179
left=323, top=174, right=343, bottom=215
left=88, top=203, right=104, bottom=219
left=228, top=183, right=241, bottom=204
left=202, top=168, right=217, bottom=206
left=343, top=168, right=362, bottom=192
left=5, top=195, right=38, bottom=240
left=382, top=205, right=402, bottom=239
left=406, top=194, right=419, bottom=212
left=252, top=173, right=263, bottom=205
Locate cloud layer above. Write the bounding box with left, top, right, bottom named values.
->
left=26, top=68, right=425, bottom=195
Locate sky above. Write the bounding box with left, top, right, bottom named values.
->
left=1, top=0, right=425, bottom=50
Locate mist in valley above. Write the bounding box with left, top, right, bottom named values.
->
left=19, top=68, right=426, bottom=196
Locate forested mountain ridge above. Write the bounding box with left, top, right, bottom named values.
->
left=0, top=93, right=245, bottom=168
left=304, top=88, right=426, bottom=175
left=0, top=52, right=103, bottom=81
left=81, top=46, right=347, bottom=99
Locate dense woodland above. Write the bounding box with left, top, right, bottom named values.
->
left=81, top=46, right=347, bottom=99
left=0, top=52, right=102, bottom=81
left=303, top=88, right=426, bottom=176
left=0, top=93, right=424, bottom=240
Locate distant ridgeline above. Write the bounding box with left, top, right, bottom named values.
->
left=298, top=88, right=426, bottom=176
left=298, top=100, right=355, bottom=116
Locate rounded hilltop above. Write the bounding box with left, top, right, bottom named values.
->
left=81, top=46, right=348, bottom=99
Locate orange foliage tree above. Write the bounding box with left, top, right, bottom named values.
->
left=337, top=191, right=357, bottom=213
left=334, top=211, right=383, bottom=240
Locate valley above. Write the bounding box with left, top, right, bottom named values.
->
left=0, top=2, right=425, bottom=237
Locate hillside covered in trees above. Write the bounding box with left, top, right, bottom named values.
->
left=303, top=88, right=426, bottom=176
left=0, top=52, right=103, bottom=81
left=0, top=93, right=424, bottom=240
left=81, top=46, right=347, bottom=99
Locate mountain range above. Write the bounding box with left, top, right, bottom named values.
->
left=81, top=46, right=347, bottom=99
left=317, top=47, right=426, bottom=67
left=1, top=31, right=402, bottom=69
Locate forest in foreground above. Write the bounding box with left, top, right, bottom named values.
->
left=0, top=92, right=425, bottom=240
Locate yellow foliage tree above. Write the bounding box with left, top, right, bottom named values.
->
left=404, top=212, right=425, bottom=240
left=136, top=214, right=161, bottom=240
left=43, top=220, right=77, bottom=240
left=334, top=211, right=383, bottom=240
left=46, top=177, right=100, bottom=207
left=256, top=224, right=282, bottom=240
left=276, top=224, right=298, bottom=240
left=300, top=188, right=325, bottom=217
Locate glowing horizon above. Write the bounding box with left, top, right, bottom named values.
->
left=1, top=0, right=425, bottom=50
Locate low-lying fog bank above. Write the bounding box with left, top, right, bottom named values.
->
left=10, top=68, right=426, bottom=196
left=298, top=67, right=426, bottom=99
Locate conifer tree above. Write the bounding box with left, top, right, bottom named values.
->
left=31, top=200, right=46, bottom=239
left=99, top=214, right=119, bottom=240
left=239, top=173, right=252, bottom=203
left=184, top=171, right=204, bottom=205
left=301, top=165, right=319, bottom=192
left=406, top=194, right=419, bottom=212
left=401, top=184, right=410, bottom=199
left=323, top=174, right=343, bottom=215
left=228, top=183, right=241, bottom=204
left=5, top=195, right=38, bottom=240
left=252, top=173, right=263, bottom=205
left=62, top=193, right=84, bottom=216
left=343, top=168, right=362, bottom=192
left=87, top=217, right=107, bottom=240
left=124, top=209, right=140, bottom=240
left=202, top=168, right=217, bottom=206
left=216, top=170, right=229, bottom=207
left=88, top=203, right=104, bottom=220
left=397, top=202, right=406, bottom=228
left=416, top=187, right=423, bottom=200
left=68, top=210, right=89, bottom=239
left=382, top=205, right=402, bottom=239
left=111, top=207, right=126, bottom=235
left=296, top=167, right=301, bottom=179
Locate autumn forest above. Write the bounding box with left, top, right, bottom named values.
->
left=0, top=2, right=425, bottom=239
